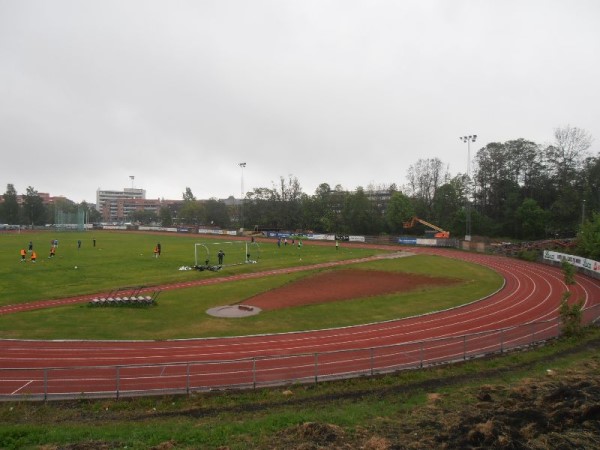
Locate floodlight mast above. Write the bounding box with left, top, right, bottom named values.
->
left=239, top=163, right=246, bottom=231
left=459, top=135, right=477, bottom=241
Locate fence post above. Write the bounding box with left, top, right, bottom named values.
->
left=116, top=366, right=120, bottom=400
left=186, top=363, right=190, bottom=395
left=44, top=368, right=48, bottom=401
left=557, top=316, right=563, bottom=338
left=314, top=353, right=319, bottom=384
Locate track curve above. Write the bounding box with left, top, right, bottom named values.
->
left=2, top=247, right=600, bottom=398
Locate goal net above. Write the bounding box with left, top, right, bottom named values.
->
left=194, top=241, right=261, bottom=267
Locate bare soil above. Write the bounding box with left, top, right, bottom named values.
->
left=241, top=269, right=459, bottom=310
left=268, top=340, right=600, bottom=449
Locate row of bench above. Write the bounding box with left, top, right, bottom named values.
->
left=89, top=296, right=157, bottom=307
left=88, top=287, right=161, bottom=307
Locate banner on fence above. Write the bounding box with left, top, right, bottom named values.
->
left=543, top=250, right=600, bottom=274
left=197, top=228, right=236, bottom=236
left=138, top=226, right=178, bottom=233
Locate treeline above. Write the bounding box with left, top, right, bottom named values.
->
left=0, top=185, right=101, bottom=226
left=244, top=126, right=598, bottom=241
left=2, top=126, right=598, bottom=247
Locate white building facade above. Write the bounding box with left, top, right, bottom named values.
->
left=96, top=188, right=146, bottom=222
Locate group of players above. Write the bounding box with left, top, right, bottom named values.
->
left=19, top=238, right=89, bottom=263
left=19, top=240, right=58, bottom=263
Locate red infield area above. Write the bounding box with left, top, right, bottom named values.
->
left=240, top=268, right=460, bottom=311
left=1, top=246, right=600, bottom=399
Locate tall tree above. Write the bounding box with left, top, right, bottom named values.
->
left=341, top=187, right=381, bottom=235
left=405, top=158, right=449, bottom=213
left=275, top=175, right=304, bottom=230
left=431, top=177, right=464, bottom=234
left=182, top=187, right=196, bottom=202
left=577, top=212, right=600, bottom=260
left=178, top=201, right=205, bottom=225
left=204, top=199, right=230, bottom=228
left=546, top=125, right=593, bottom=187
left=80, top=201, right=102, bottom=223
left=1, top=184, right=20, bottom=224
left=516, top=198, right=548, bottom=240
left=23, top=186, right=46, bottom=226
left=128, top=209, right=158, bottom=225
left=385, top=191, right=414, bottom=234
left=158, top=206, right=173, bottom=227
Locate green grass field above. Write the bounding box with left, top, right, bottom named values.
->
left=0, top=230, right=503, bottom=340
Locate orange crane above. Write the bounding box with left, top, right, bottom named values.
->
left=402, top=216, right=450, bottom=238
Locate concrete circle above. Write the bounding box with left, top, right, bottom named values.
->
left=206, top=304, right=262, bottom=318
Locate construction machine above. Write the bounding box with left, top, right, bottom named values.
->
left=402, top=216, right=450, bottom=239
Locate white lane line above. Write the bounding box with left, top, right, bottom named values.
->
left=11, top=380, right=34, bottom=395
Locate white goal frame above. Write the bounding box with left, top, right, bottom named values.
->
left=194, top=241, right=260, bottom=266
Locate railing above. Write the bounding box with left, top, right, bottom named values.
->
left=2, top=303, right=599, bottom=401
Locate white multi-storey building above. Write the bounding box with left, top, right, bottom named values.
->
left=96, top=188, right=146, bottom=222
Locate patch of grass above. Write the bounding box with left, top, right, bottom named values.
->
left=0, top=255, right=502, bottom=339
left=0, top=230, right=380, bottom=306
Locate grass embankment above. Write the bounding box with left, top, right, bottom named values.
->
left=0, top=231, right=501, bottom=339
left=1, top=327, right=598, bottom=449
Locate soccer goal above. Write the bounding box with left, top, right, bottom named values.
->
left=194, top=241, right=261, bottom=267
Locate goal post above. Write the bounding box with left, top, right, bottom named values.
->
left=194, top=241, right=261, bottom=267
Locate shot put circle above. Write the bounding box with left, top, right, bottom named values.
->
left=207, top=305, right=262, bottom=318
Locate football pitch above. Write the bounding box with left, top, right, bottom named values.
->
left=0, top=230, right=502, bottom=340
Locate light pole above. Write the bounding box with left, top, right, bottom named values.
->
left=239, top=162, right=246, bottom=231
left=459, top=135, right=477, bottom=241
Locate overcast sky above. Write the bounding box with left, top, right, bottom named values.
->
left=1, top=0, right=599, bottom=204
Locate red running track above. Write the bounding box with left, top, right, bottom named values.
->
left=1, top=248, right=600, bottom=399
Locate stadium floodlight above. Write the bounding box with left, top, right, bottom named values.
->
left=239, top=163, right=247, bottom=230
left=459, top=135, right=477, bottom=241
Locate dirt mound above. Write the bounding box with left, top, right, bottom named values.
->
left=272, top=369, right=600, bottom=449
left=242, top=269, right=459, bottom=310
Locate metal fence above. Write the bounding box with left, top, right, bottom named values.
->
left=2, top=303, right=599, bottom=401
